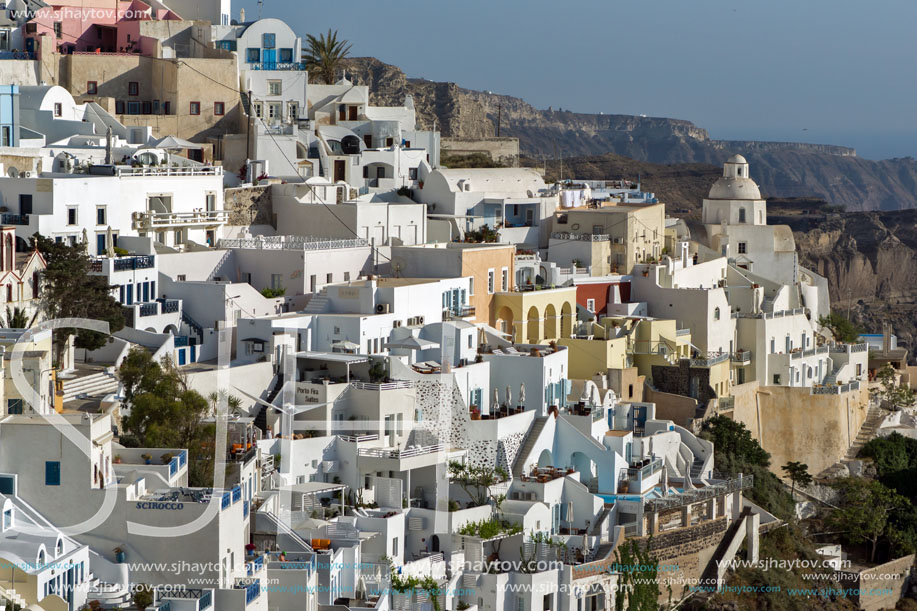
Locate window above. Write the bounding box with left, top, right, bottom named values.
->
left=586, top=298, right=596, bottom=312
left=96, top=207, right=105, bottom=225
left=177, top=275, right=186, bottom=282
left=53, top=102, right=62, bottom=117
left=501, top=267, right=509, bottom=291
left=280, top=48, right=293, bottom=63
left=19, top=194, right=31, bottom=215
left=45, top=461, right=60, bottom=486
left=288, top=102, right=298, bottom=120
left=268, top=80, right=282, bottom=96
left=409, top=167, right=418, bottom=180
left=270, top=274, right=283, bottom=290
left=326, top=273, right=333, bottom=284
left=739, top=208, right=747, bottom=223
left=189, top=101, right=201, bottom=115
left=468, top=277, right=474, bottom=296
left=773, top=374, right=781, bottom=385
left=53, top=21, right=62, bottom=38
left=174, top=229, right=183, bottom=245
left=252, top=102, right=263, bottom=118
left=128, top=81, right=139, bottom=96
left=2, top=507, right=10, bottom=530
left=737, top=242, right=747, bottom=254
left=7, top=398, right=22, bottom=414
left=32, top=272, right=39, bottom=298
left=268, top=103, right=281, bottom=120
left=67, top=208, right=77, bottom=225
left=487, top=269, right=495, bottom=294
left=392, top=536, right=398, bottom=556
left=713, top=307, right=720, bottom=320
left=127, top=101, right=140, bottom=115
left=344, top=271, right=350, bottom=282
left=87, top=81, right=97, bottom=95
left=214, top=102, right=225, bottom=116
left=246, top=48, right=260, bottom=63
left=1, top=126, right=9, bottom=147
left=262, top=33, right=275, bottom=48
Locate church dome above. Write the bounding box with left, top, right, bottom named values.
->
left=708, top=154, right=761, bottom=200
left=708, top=177, right=761, bottom=200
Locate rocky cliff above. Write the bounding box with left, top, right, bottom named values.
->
left=782, top=208, right=917, bottom=356
left=340, top=57, right=917, bottom=211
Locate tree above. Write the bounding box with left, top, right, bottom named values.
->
left=303, top=29, right=352, bottom=84
left=119, top=347, right=218, bottom=487
left=613, top=540, right=661, bottom=611
left=876, top=364, right=917, bottom=409
left=447, top=461, right=509, bottom=507
left=818, top=312, right=862, bottom=344
left=827, top=477, right=907, bottom=563
left=31, top=233, right=125, bottom=363
left=132, top=584, right=154, bottom=610
left=0, top=305, right=36, bottom=328
left=781, top=461, right=812, bottom=498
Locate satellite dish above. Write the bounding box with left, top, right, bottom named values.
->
left=7, top=167, right=20, bottom=178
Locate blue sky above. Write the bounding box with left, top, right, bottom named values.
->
left=237, top=0, right=916, bottom=160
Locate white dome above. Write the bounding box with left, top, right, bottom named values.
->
left=726, top=154, right=747, bottom=164
left=708, top=177, right=761, bottom=200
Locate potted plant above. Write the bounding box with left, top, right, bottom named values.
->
left=161, top=452, right=174, bottom=465
left=113, top=455, right=122, bottom=464
left=113, top=547, right=126, bottom=563
left=141, top=453, right=152, bottom=465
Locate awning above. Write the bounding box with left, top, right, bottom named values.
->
left=386, top=337, right=439, bottom=350
left=155, top=135, right=202, bottom=150
left=280, top=481, right=346, bottom=495
left=296, top=351, right=369, bottom=364
left=331, top=340, right=360, bottom=351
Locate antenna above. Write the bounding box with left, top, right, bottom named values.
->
left=257, top=0, right=264, bottom=19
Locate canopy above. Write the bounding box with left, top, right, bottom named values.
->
left=386, top=336, right=439, bottom=351
left=155, top=135, right=202, bottom=150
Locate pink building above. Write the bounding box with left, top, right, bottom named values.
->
left=24, top=0, right=181, bottom=57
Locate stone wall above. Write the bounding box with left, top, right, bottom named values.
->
left=441, top=137, right=520, bottom=167
left=734, top=385, right=869, bottom=477
left=651, top=361, right=716, bottom=409
left=225, top=185, right=273, bottom=227
left=839, top=554, right=915, bottom=611
left=644, top=383, right=698, bottom=429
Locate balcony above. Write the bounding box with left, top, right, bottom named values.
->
left=358, top=443, right=445, bottom=459
left=689, top=352, right=730, bottom=367
left=731, top=350, right=752, bottom=365
left=218, top=235, right=368, bottom=251
left=550, top=232, right=610, bottom=242
left=133, top=210, right=229, bottom=230
left=115, top=255, right=155, bottom=271
left=645, top=474, right=754, bottom=513
left=812, top=381, right=861, bottom=395
left=350, top=380, right=414, bottom=391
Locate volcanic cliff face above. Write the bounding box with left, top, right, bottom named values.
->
left=340, top=57, right=917, bottom=211
left=784, top=209, right=917, bottom=355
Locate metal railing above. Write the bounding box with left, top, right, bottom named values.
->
left=718, top=396, right=735, bottom=410
left=1, top=214, right=29, bottom=225
left=135, top=210, right=229, bottom=229
left=829, top=342, right=869, bottom=354
left=218, top=236, right=369, bottom=251
left=114, top=255, right=155, bottom=271
left=160, top=299, right=180, bottom=314
left=139, top=303, right=159, bottom=317
left=551, top=232, right=610, bottom=242
left=338, top=433, right=380, bottom=443
left=116, top=166, right=222, bottom=177
left=350, top=380, right=415, bottom=391
left=690, top=352, right=730, bottom=367
left=250, top=61, right=306, bottom=71
left=358, top=443, right=446, bottom=459
left=443, top=306, right=476, bottom=320
left=731, top=350, right=752, bottom=364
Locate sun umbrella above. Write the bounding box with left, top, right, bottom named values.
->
left=519, top=382, right=526, bottom=405
left=506, top=385, right=512, bottom=407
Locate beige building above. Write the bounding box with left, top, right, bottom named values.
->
left=550, top=202, right=666, bottom=275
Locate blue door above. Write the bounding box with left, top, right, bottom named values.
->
left=96, top=234, right=106, bottom=255
left=263, top=49, right=276, bottom=70
left=178, top=349, right=186, bottom=365
left=190, top=345, right=197, bottom=363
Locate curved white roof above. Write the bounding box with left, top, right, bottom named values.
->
left=708, top=177, right=762, bottom=200
left=726, top=154, right=747, bottom=164
left=430, top=168, right=546, bottom=194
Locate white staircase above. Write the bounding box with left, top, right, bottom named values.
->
left=303, top=288, right=330, bottom=314
left=0, top=583, right=27, bottom=608
left=61, top=371, right=120, bottom=402
left=85, top=573, right=132, bottom=609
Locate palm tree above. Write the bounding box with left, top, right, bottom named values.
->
left=1, top=306, right=36, bottom=329
left=302, top=29, right=352, bottom=84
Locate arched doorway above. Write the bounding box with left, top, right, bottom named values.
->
left=560, top=302, right=573, bottom=338
left=526, top=306, right=540, bottom=344
left=544, top=304, right=557, bottom=340
left=537, top=448, right=553, bottom=468
left=430, top=534, right=440, bottom=553
left=496, top=306, right=514, bottom=338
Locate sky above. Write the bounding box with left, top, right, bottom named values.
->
left=237, top=0, right=916, bottom=160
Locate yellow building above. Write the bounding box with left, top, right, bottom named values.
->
left=550, top=203, right=666, bottom=275
left=558, top=318, right=630, bottom=379
left=492, top=286, right=577, bottom=344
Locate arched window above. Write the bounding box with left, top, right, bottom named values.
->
left=714, top=307, right=721, bottom=320
left=37, top=549, right=45, bottom=566
left=56, top=538, right=64, bottom=556
left=4, top=234, right=12, bottom=271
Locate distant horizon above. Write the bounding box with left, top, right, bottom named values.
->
left=237, top=0, right=916, bottom=162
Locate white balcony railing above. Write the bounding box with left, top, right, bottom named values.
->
left=133, top=210, right=229, bottom=229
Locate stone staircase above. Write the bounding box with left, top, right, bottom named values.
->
left=85, top=574, right=132, bottom=609
left=303, top=288, right=330, bottom=314
left=690, top=456, right=706, bottom=479
left=823, top=366, right=841, bottom=386
left=816, top=401, right=885, bottom=481
left=61, top=371, right=119, bottom=402
left=589, top=505, right=611, bottom=536
left=512, top=416, right=549, bottom=477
